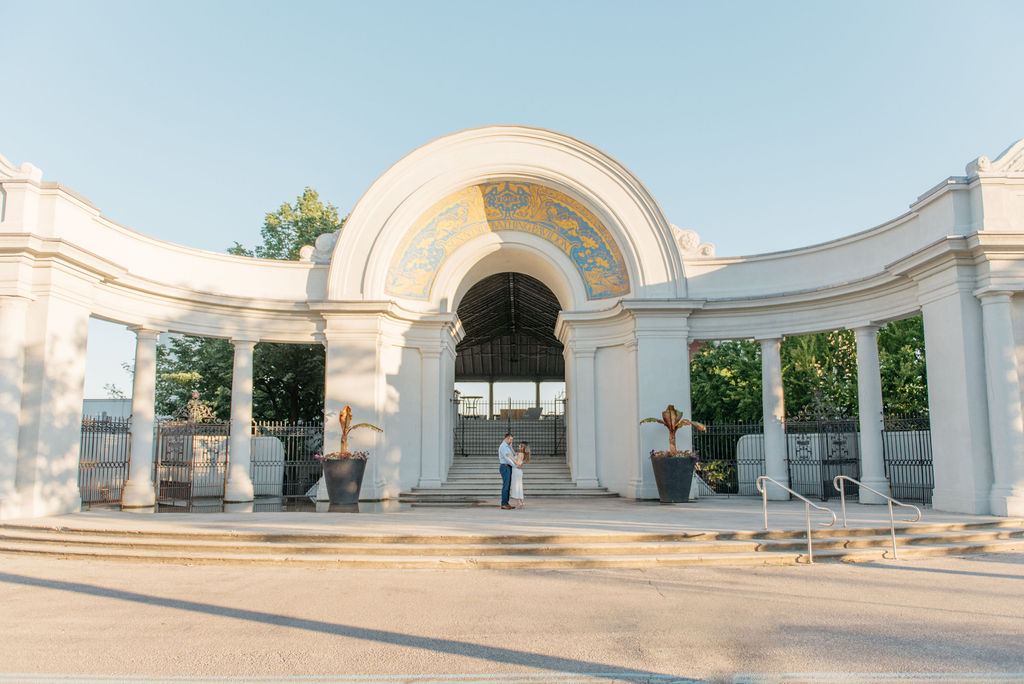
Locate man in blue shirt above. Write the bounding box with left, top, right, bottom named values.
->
left=498, top=432, right=516, bottom=509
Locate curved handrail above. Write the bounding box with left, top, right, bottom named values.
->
left=833, top=475, right=923, bottom=560
left=756, top=476, right=836, bottom=564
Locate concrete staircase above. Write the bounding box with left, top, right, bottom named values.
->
left=400, top=453, right=616, bottom=504
left=0, top=520, right=1020, bottom=569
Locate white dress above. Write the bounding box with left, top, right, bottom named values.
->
left=510, top=464, right=524, bottom=500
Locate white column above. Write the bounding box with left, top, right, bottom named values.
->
left=418, top=347, right=444, bottom=488
left=122, top=327, right=161, bottom=508
left=0, top=297, right=30, bottom=519
left=568, top=345, right=599, bottom=487
left=225, top=338, right=256, bottom=502
left=979, top=292, right=1024, bottom=516
left=855, top=326, right=891, bottom=503
left=759, top=337, right=789, bottom=500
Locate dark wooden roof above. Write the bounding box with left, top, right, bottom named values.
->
left=455, top=272, right=564, bottom=381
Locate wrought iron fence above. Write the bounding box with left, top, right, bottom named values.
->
left=882, top=414, right=933, bottom=504
left=79, top=416, right=132, bottom=508
left=251, top=420, right=323, bottom=499
left=456, top=396, right=565, bottom=418
left=454, top=414, right=566, bottom=458
left=692, top=422, right=765, bottom=495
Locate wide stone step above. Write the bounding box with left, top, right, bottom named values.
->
left=0, top=522, right=1019, bottom=568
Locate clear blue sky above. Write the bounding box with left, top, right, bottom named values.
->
left=2, top=0, right=1023, bottom=398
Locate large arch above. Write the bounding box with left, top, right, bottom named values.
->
left=318, top=127, right=697, bottom=501
left=327, top=126, right=686, bottom=309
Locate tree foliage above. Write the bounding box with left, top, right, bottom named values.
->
left=156, top=188, right=340, bottom=420
left=689, top=317, right=928, bottom=423
left=228, top=187, right=343, bottom=260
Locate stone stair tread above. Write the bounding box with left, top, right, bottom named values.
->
left=2, top=538, right=1018, bottom=568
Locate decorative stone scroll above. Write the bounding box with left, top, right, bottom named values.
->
left=670, top=224, right=715, bottom=258
left=966, top=137, right=1024, bottom=176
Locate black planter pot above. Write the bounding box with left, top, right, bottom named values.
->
left=649, top=453, right=696, bottom=503
left=322, top=458, right=367, bottom=505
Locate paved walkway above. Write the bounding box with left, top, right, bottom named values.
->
left=7, top=496, right=1015, bottom=537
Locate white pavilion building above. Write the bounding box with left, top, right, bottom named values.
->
left=1, top=126, right=1023, bottom=519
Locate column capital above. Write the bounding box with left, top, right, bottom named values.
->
left=231, top=336, right=260, bottom=346
left=754, top=334, right=784, bottom=343
left=852, top=324, right=881, bottom=336
left=976, top=289, right=1015, bottom=305
left=420, top=346, right=444, bottom=359
left=128, top=326, right=164, bottom=339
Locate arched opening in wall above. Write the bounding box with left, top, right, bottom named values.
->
left=452, top=272, right=567, bottom=470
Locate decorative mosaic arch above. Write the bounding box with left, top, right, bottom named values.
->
left=384, top=181, right=631, bottom=300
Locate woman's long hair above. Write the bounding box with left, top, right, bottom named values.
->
left=519, top=442, right=531, bottom=464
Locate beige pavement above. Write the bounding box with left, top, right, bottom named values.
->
left=6, top=496, right=1011, bottom=538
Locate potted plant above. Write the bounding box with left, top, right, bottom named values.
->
left=315, top=405, right=383, bottom=505
left=640, top=404, right=706, bottom=503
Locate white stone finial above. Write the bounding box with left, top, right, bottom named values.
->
left=312, top=230, right=340, bottom=264
left=18, top=162, right=43, bottom=182
left=298, top=245, right=315, bottom=262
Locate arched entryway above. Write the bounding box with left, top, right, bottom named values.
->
left=452, top=272, right=566, bottom=464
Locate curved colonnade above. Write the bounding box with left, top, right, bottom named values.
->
left=1, top=126, right=1022, bottom=519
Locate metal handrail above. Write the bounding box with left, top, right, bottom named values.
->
left=756, top=476, right=836, bottom=564
left=833, top=475, right=922, bottom=560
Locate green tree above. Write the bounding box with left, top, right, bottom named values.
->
left=156, top=336, right=234, bottom=418
left=156, top=188, right=341, bottom=421
left=228, top=187, right=343, bottom=260
left=689, top=317, right=928, bottom=424
left=781, top=330, right=859, bottom=418
left=689, top=340, right=763, bottom=423
left=877, top=316, right=928, bottom=415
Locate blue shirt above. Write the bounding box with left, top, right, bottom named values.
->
left=498, top=441, right=517, bottom=466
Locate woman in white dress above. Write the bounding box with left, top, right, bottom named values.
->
left=510, top=442, right=531, bottom=509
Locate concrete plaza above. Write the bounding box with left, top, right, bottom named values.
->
left=0, top=498, right=1022, bottom=682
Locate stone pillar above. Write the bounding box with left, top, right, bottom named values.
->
left=418, top=347, right=444, bottom=488
left=567, top=344, right=599, bottom=487
left=631, top=312, right=691, bottom=500
left=224, top=338, right=256, bottom=502
left=122, top=328, right=161, bottom=508
left=759, top=337, right=789, bottom=500
left=920, top=283, right=992, bottom=513
left=0, top=297, right=30, bottom=519
left=322, top=313, right=383, bottom=500
left=854, top=326, right=891, bottom=503
left=15, top=294, right=91, bottom=517
left=979, top=292, right=1024, bottom=516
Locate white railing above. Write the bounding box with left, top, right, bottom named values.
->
left=833, top=475, right=922, bottom=560
left=756, top=476, right=837, bottom=564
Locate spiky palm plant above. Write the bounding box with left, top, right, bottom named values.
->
left=640, top=404, right=706, bottom=455
left=319, top=405, right=383, bottom=460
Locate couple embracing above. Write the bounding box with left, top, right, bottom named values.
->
left=498, top=432, right=531, bottom=509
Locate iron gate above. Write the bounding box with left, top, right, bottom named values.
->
left=251, top=420, right=323, bottom=499
left=785, top=418, right=860, bottom=500
left=155, top=419, right=230, bottom=505
left=78, top=416, right=132, bottom=508
left=882, top=415, right=933, bottom=504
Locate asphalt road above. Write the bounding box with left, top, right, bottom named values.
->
left=0, top=552, right=1022, bottom=683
